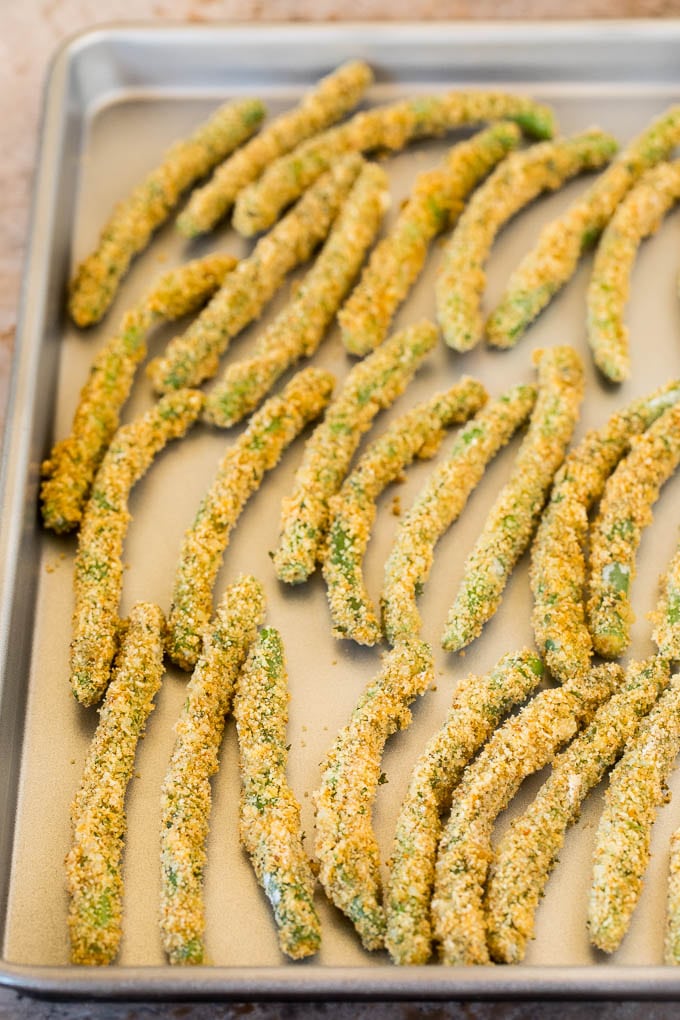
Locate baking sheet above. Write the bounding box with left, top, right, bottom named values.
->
left=4, top=20, right=680, bottom=998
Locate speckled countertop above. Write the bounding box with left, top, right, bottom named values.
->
left=3, top=3, right=680, bottom=1018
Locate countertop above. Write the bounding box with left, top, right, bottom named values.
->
left=4, top=2, right=680, bottom=1017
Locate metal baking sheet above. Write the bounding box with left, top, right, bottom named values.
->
left=4, top=20, right=680, bottom=999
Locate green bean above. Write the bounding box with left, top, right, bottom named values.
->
left=323, top=378, right=487, bottom=645
left=587, top=401, right=680, bottom=659
left=486, top=655, right=669, bottom=964
left=385, top=649, right=544, bottom=966
left=338, top=122, right=522, bottom=356
left=68, top=98, right=264, bottom=326
left=587, top=160, right=680, bottom=382
left=653, top=538, right=680, bottom=661
left=42, top=254, right=235, bottom=533
left=147, top=154, right=362, bottom=394
left=665, top=830, right=680, bottom=964
left=589, top=669, right=680, bottom=954
left=532, top=381, right=680, bottom=684
left=160, top=575, right=265, bottom=966
left=432, top=663, right=622, bottom=965
left=167, top=367, right=333, bottom=671
left=203, top=162, right=389, bottom=428
left=437, top=129, right=618, bottom=352
left=67, top=602, right=165, bottom=965
left=234, top=626, right=322, bottom=959
left=272, top=320, right=437, bottom=586
left=381, top=383, right=536, bottom=646
left=442, top=345, right=584, bottom=653
left=487, top=104, right=680, bottom=349
left=233, top=91, right=557, bottom=236
left=177, top=60, right=373, bottom=237
left=70, top=390, right=204, bottom=708
left=314, top=638, right=434, bottom=951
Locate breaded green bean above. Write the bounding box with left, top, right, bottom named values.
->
left=66, top=602, right=165, bottom=965
left=42, top=255, right=235, bottom=533
left=70, top=390, right=204, bottom=708
left=233, top=91, right=557, bottom=237
left=203, top=162, right=389, bottom=428
left=532, top=381, right=680, bottom=684
left=587, top=400, right=680, bottom=659
left=381, top=382, right=536, bottom=646
left=588, top=160, right=680, bottom=382
left=432, top=663, right=622, bottom=965
left=167, top=367, right=333, bottom=671
left=652, top=538, right=680, bottom=661
left=314, top=638, right=434, bottom=951
left=272, top=320, right=437, bottom=586
left=442, top=346, right=584, bottom=653
left=177, top=60, right=373, bottom=238
left=147, top=155, right=362, bottom=394
left=385, top=649, right=544, bottom=966
left=68, top=98, right=265, bottom=327
left=486, top=655, right=669, bottom=964
left=234, top=626, right=321, bottom=960
left=160, top=575, right=265, bottom=966
left=487, top=104, right=680, bottom=349
left=437, top=129, right=618, bottom=353
left=323, top=378, right=487, bottom=645
left=338, top=122, right=522, bottom=357
left=589, top=669, right=680, bottom=954
left=665, top=830, right=680, bottom=964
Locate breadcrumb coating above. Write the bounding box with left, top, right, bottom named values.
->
left=487, top=104, right=680, bottom=350
left=432, top=662, right=622, bottom=965
left=589, top=668, right=680, bottom=954
left=160, top=575, right=265, bottom=965
left=272, top=320, right=437, bottom=586
left=665, top=829, right=680, bottom=963
left=532, top=381, right=680, bottom=683
left=652, top=537, right=680, bottom=661
left=203, top=162, right=389, bottom=428
left=234, top=626, right=322, bottom=959
left=68, top=98, right=264, bottom=326
left=323, top=378, right=487, bottom=645
left=167, top=367, right=333, bottom=671
left=177, top=60, right=373, bottom=237
left=42, top=254, right=235, bottom=533
left=66, top=602, right=165, bottom=965
left=338, top=122, right=521, bottom=356
left=314, top=638, right=434, bottom=951
left=588, top=160, right=680, bottom=382
left=70, top=390, right=204, bottom=708
left=442, top=345, right=584, bottom=653
left=233, top=91, right=557, bottom=236
left=385, top=649, right=544, bottom=966
left=587, top=400, right=680, bottom=659
left=381, top=382, right=536, bottom=646
left=486, top=655, right=667, bottom=964
left=437, top=129, right=618, bottom=352
left=147, top=155, right=362, bottom=394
